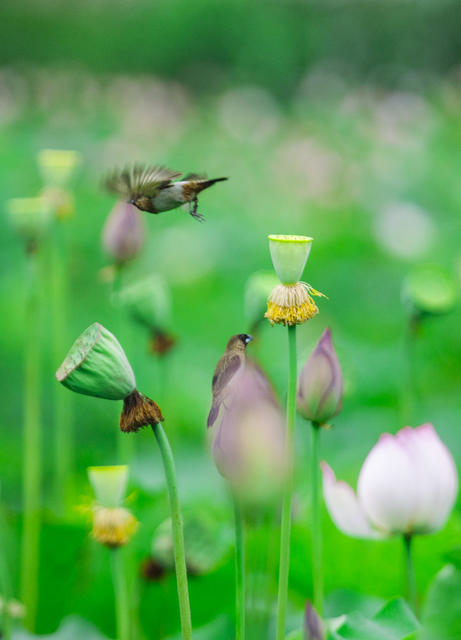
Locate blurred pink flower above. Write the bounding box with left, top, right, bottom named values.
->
left=210, top=363, right=287, bottom=502
left=297, top=328, right=343, bottom=425
left=102, top=201, right=144, bottom=264
left=321, top=424, right=458, bottom=538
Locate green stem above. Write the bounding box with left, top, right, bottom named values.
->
left=311, top=422, right=323, bottom=614
left=0, top=502, right=12, bottom=640
left=111, top=549, right=130, bottom=640
left=403, top=534, right=417, bottom=613
left=276, top=324, right=297, bottom=640
left=51, top=225, right=73, bottom=514
left=152, top=423, right=192, bottom=640
left=233, top=498, right=246, bottom=640
left=21, top=252, right=42, bottom=631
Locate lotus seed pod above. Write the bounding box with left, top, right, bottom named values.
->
left=88, top=465, right=129, bottom=508
left=117, top=273, right=171, bottom=330
left=38, top=149, right=81, bottom=187
left=268, top=234, right=313, bottom=284
left=7, top=197, right=52, bottom=249
left=56, top=322, right=136, bottom=400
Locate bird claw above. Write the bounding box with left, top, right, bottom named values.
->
left=189, top=197, right=205, bottom=221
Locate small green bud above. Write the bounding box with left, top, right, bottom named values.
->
left=56, top=322, right=136, bottom=400
left=117, top=274, right=171, bottom=329
left=37, top=149, right=81, bottom=188
left=268, top=234, right=313, bottom=284
left=402, top=263, right=457, bottom=316
left=244, top=270, right=279, bottom=332
left=88, top=465, right=128, bottom=508
left=7, top=197, right=52, bottom=249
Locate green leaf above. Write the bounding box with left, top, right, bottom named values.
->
left=329, top=598, right=419, bottom=640
left=419, top=564, right=461, bottom=640
left=285, top=630, right=303, bottom=640
left=13, top=616, right=109, bottom=639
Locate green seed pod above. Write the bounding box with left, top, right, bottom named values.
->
left=38, top=149, right=81, bottom=188
left=56, top=322, right=136, bottom=400
left=117, top=274, right=171, bottom=330
left=402, top=264, right=457, bottom=316
left=268, top=234, right=313, bottom=284
left=56, top=323, right=164, bottom=432
left=88, top=465, right=128, bottom=508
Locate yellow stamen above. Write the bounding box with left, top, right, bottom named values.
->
left=92, top=506, right=138, bottom=548
left=265, top=282, right=325, bottom=326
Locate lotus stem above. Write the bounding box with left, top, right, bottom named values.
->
left=111, top=549, right=130, bottom=640
left=233, top=498, right=246, bottom=640
left=152, top=423, right=192, bottom=639
left=311, top=422, right=323, bottom=614
left=276, top=324, right=297, bottom=640
left=403, top=534, right=417, bottom=614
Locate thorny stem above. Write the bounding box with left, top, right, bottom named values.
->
left=276, top=324, right=297, bottom=640
left=233, top=498, right=246, bottom=640
left=21, top=252, right=42, bottom=631
left=403, top=534, right=417, bottom=614
left=152, top=423, right=192, bottom=640
left=111, top=549, right=130, bottom=640
left=311, top=422, right=323, bottom=614
left=51, top=224, right=73, bottom=514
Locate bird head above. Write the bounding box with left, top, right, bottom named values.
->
left=226, top=333, right=253, bottom=351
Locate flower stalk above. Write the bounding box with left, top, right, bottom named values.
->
left=276, top=323, right=297, bottom=640
left=403, top=534, right=417, bottom=613
left=233, top=498, right=246, bottom=640
left=152, top=423, right=192, bottom=640
left=111, top=549, right=130, bottom=640
left=311, top=422, right=323, bottom=614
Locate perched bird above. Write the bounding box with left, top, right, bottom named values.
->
left=207, top=333, right=253, bottom=428
left=104, top=165, right=228, bottom=221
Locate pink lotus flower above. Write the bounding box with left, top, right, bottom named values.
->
left=321, top=424, right=458, bottom=538
left=297, top=327, right=343, bottom=425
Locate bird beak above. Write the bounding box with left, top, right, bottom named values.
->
left=246, top=335, right=254, bottom=344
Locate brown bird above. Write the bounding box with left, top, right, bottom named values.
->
left=207, top=333, right=253, bottom=428
left=104, top=165, right=228, bottom=221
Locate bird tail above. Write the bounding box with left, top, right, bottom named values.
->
left=192, top=177, right=228, bottom=194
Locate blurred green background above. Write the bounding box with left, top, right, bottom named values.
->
left=1, top=0, right=461, bottom=638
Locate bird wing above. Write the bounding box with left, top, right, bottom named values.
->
left=183, top=172, right=207, bottom=181
left=104, top=165, right=182, bottom=199
left=207, top=354, right=242, bottom=428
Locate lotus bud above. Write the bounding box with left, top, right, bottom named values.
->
left=305, top=600, right=325, bottom=640
left=210, top=363, right=287, bottom=504
left=56, top=323, right=163, bottom=432
left=37, top=149, right=81, bottom=188
left=102, top=201, right=145, bottom=265
left=7, top=197, right=52, bottom=252
left=297, top=328, right=343, bottom=426
left=321, top=424, right=458, bottom=539
left=88, top=465, right=137, bottom=548
left=244, top=270, right=279, bottom=332
left=265, top=234, right=326, bottom=326
left=402, top=263, right=457, bottom=319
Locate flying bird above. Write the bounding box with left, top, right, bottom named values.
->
left=207, top=333, right=253, bottom=428
left=104, top=165, right=228, bottom=221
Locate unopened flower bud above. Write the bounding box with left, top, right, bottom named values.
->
left=103, top=201, right=145, bottom=264
left=56, top=323, right=163, bottom=432
left=210, top=363, right=287, bottom=504
left=38, top=149, right=81, bottom=188
left=297, top=328, right=343, bottom=425
left=268, top=234, right=312, bottom=284
left=92, top=505, right=138, bottom=548
left=305, top=600, right=325, bottom=640
left=7, top=197, right=52, bottom=251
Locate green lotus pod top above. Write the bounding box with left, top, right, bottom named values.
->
left=56, top=323, right=136, bottom=400
left=7, top=197, right=52, bottom=244
left=402, top=264, right=457, bottom=316
left=38, top=149, right=81, bottom=188
left=268, top=234, right=313, bottom=284
left=117, top=274, right=171, bottom=329
left=88, top=465, right=129, bottom=508
left=244, top=270, right=280, bottom=330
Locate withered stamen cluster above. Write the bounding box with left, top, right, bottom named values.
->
left=92, top=505, right=138, bottom=548
left=265, top=283, right=320, bottom=326
left=121, top=389, right=164, bottom=433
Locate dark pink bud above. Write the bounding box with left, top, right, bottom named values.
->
left=102, top=201, right=144, bottom=264
left=305, top=600, right=325, bottom=640
left=297, top=327, right=343, bottom=425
